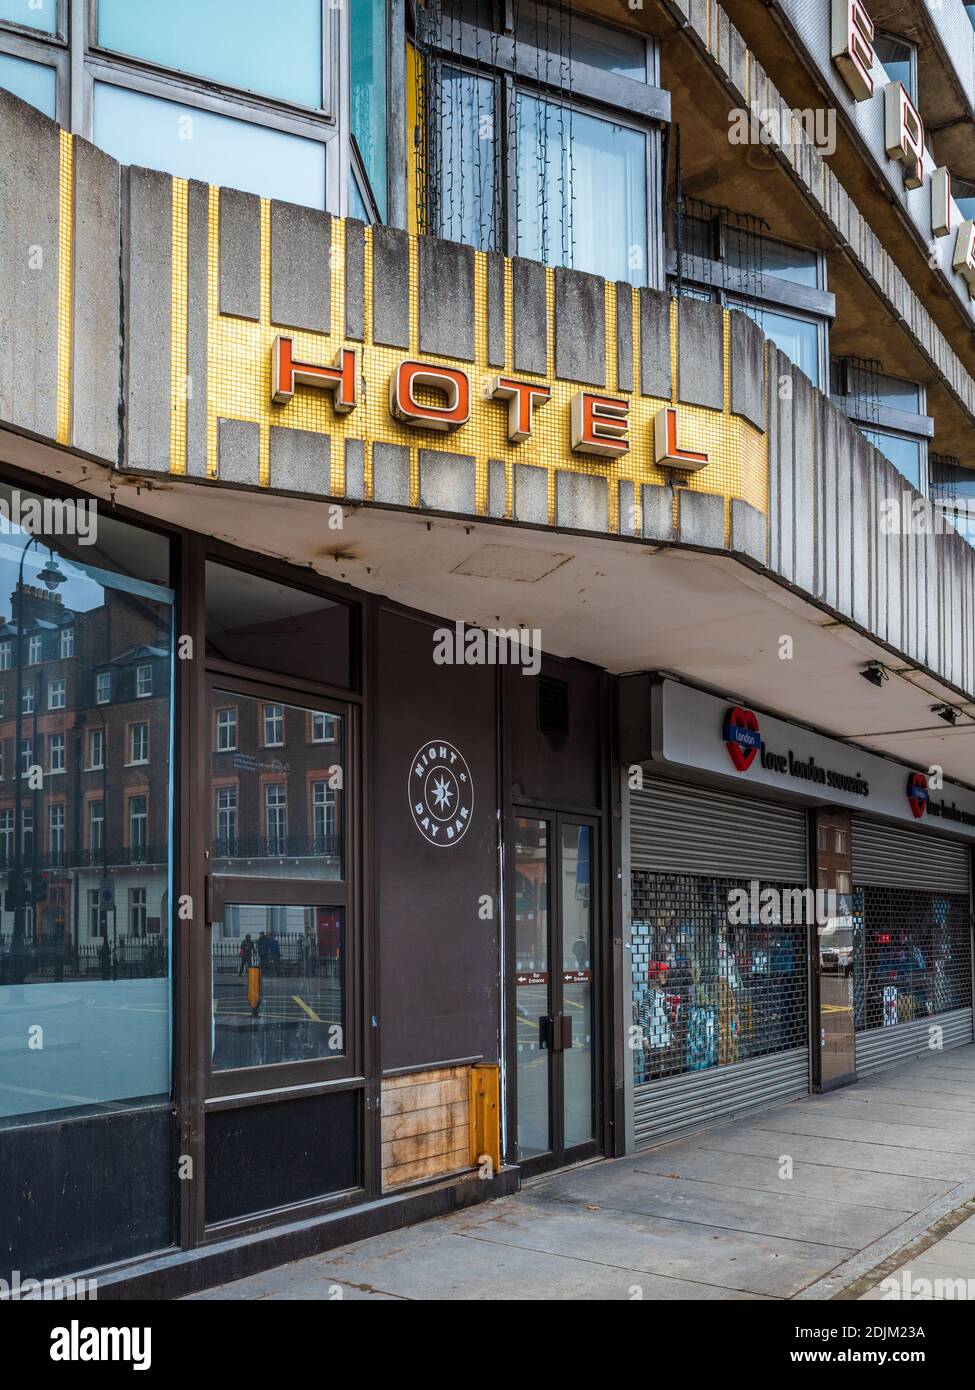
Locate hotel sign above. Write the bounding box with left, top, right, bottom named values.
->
left=831, top=0, right=975, bottom=296
left=270, top=336, right=710, bottom=473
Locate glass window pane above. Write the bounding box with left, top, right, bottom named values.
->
left=0, top=0, right=56, bottom=33
left=0, top=50, right=56, bottom=118
left=0, top=489, right=174, bottom=1130
left=726, top=229, right=819, bottom=288
left=874, top=34, right=914, bottom=102
left=211, top=904, right=345, bottom=1070
left=561, top=824, right=593, bottom=1148
left=861, top=429, right=921, bottom=489
left=517, top=95, right=647, bottom=285
left=97, top=0, right=322, bottom=109
left=205, top=562, right=353, bottom=689
left=350, top=0, right=387, bottom=222
left=92, top=83, right=326, bottom=210
left=210, top=691, right=344, bottom=879
left=732, top=301, right=819, bottom=386
left=515, top=818, right=549, bottom=1160
left=515, top=3, right=647, bottom=79
left=437, top=67, right=497, bottom=252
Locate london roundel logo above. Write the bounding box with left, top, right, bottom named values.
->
left=907, top=771, right=929, bottom=819
left=409, top=741, right=474, bottom=847
left=723, top=706, right=761, bottom=773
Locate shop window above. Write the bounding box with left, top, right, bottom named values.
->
left=350, top=0, right=387, bottom=221
left=93, top=84, right=328, bottom=210
left=630, top=871, right=809, bottom=1086
left=419, top=1, right=659, bottom=287
left=97, top=0, right=323, bottom=109
left=205, top=561, right=354, bottom=690
left=852, top=886, right=972, bottom=1031
left=0, top=50, right=56, bottom=118
left=0, top=477, right=174, bottom=1133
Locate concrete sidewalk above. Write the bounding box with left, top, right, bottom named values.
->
left=189, top=1043, right=975, bottom=1301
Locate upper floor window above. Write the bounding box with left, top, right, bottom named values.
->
left=136, top=664, right=153, bottom=698
left=216, top=706, right=237, bottom=752
left=128, top=721, right=150, bottom=765
left=0, top=50, right=56, bottom=119
left=350, top=0, right=388, bottom=221
left=874, top=32, right=917, bottom=104
left=0, top=640, right=9, bottom=671
left=0, top=1, right=57, bottom=35
left=59, top=626, right=74, bottom=658
left=262, top=703, right=285, bottom=748
left=96, top=0, right=323, bottom=109
left=311, top=711, right=337, bottom=743
left=830, top=360, right=930, bottom=491
left=418, top=1, right=661, bottom=286
left=95, top=670, right=111, bottom=705
left=48, top=677, right=65, bottom=710
left=27, top=633, right=41, bottom=665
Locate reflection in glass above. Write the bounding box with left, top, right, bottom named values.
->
left=0, top=0, right=57, bottom=33
left=92, top=83, right=327, bottom=210
left=731, top=300, right=820, bottom=386
left=211, top=904, right=344, bottom=1070
left=437, top=67, right=498, bottom=252
left=0, top=485, right=173, bottom=1128
left=210, top=691, right=343, bottom=878
left=561, top=824, right=593, bottom=1148
left=515, top=818, right=549, bottom=1159
left=860, top=429, right=921, bottom=490
left=350, top=0, right=388, bottom=221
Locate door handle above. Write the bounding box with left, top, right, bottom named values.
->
left=560, top=1014, right=572, bottom=1051
left=538, top=1015, right=553, bottom=1050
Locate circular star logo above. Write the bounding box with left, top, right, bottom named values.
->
left=409, top=740, right=474, bottom=847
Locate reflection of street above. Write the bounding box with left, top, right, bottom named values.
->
left=212, top=973, right=342, bottom=1068
left=819, top=972, right=854, bottom=1085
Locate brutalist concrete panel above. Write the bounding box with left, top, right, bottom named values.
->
left=556, top=471, right=607, bottom=532
left=554, top=268, right=604, bottom=386
left=344, top=219, right=365, bottom=340
left=850, top=432, right=872, bottom=631
left=344, top=438, right=364, bottom=501
left=924, top=527, right=938, bottom=673
left=512, top=258, right=548, bottom=377
left=371, top=226, right=410, bottom=349
left=217, top=418, right=260, bottom=485
left=729, top=309, right=765, bottom=431
left=817, top=399, right=839, bottom=609
left=186, top=180, right=209, bottom=478
left=513, top=462, right=548, bottom=524
left=833, top=411, right=854, bottom=618
left=269, top=425, right=330, bottom=494
left=71, top=137, right=120, bottom=463
left=768, top=350, right=795, bottom=582
left=641, top=484, right=674, bottom=543
left=0, top=90, right=59, bottom=439
left=419, top=237, right=475, bottom=361
left=618, top=479, right=635, bottom=536
left=488, top=459, right=506, bottom=519
left=372, top=441, right=410, bottom=506
left=615, top=283, right=634, bottom=392
left=486, top=253, right=505, bottom=367
left=218, top=187, right=260, bottom=320
left=639, top=289, right=671, bottom=399
left=418, top=448, right=476, bottom=514
left=792, top=369, right=816, bottom=594
left=270, top=201, right=330, bottom=333
left=678, top=490, right=724, bottom=549
left=124, top=166, right=172, bottom=472
left=729, top=499, right=766, bottom=564
left=678, top=298, right=723, bottom=411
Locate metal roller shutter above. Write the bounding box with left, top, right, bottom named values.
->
left=631, top=776, right=808, bottom=881
left=855, top=1009, right=974, bottom=1077
left=851, top=818, right=971, bottom=893
left=633, top=1049, right=810, bottom=1149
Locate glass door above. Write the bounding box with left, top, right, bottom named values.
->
left=512, top=812, right=598, bottom=1171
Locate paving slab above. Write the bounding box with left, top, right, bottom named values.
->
left=701, top=1126, right=975, bottom=1181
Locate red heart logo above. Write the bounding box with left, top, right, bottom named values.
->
left=723, top=706, right=761, bottom=773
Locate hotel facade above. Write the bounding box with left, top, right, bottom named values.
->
left=1, top=0, right=975, bottom=1296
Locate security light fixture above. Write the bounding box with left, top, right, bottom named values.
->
left=860, top=661, right=888, bottom=688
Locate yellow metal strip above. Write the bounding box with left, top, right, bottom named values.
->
left=206, top=186, right=220, bottom=479
left=55, top=129, right=73, bottom=447
left=259, top=197, right=272, bottom=486
left=169, top=178, right=189, bottom=476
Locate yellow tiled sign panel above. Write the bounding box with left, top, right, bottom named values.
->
left=162, top=175, right=768, bottom=532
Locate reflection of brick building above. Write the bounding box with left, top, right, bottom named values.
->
left=0, top=582, right=170, bottom=950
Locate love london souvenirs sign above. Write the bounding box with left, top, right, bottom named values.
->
left=653, top=678, right=975, bottom=838
left=270, top=335, right=712, bottom=473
